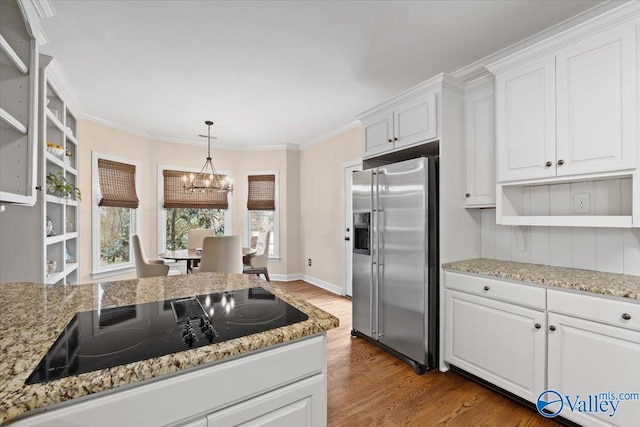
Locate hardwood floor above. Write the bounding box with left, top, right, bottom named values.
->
left=273, top=280, right=561, bottom=427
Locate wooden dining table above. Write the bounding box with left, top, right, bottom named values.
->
left=160, top=247, right=257, bottom=273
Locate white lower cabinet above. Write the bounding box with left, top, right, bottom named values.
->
left=445, top=289, right=546, bottom=403
left=13, top=335, right=327, bottom=427
left=207, top=375, right=325, bottom=427
left=546, top=290, right=640, bottom=427
left=445, top=270, right=640, bottom=427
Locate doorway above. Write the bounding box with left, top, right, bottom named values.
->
left=343, top=161, right=362, bottom=297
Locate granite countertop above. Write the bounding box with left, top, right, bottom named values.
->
left=0, top=273, right=339, bottom=425
left=442, top=258, right=640, bottom=301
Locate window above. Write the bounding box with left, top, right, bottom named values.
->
left=246, top=172, right=279, bottom=258
left=92, top=153, right=141, bottom=278
left=158, top=166, right=232, bottom=252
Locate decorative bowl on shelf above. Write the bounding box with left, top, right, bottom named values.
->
left=46, top=146, right=64, bottom=157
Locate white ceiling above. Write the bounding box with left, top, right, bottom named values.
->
left=39, top=0, right=605, bottom=150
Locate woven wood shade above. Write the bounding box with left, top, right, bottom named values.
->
left=247, top=174, right=275, bottom=211
left=163, top=169, right=229, bottom=209
left=97, top=159, right=139, bottom=208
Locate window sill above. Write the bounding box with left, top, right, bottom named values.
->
left=268, top=256, right=281, bottom=263
left=91, top=265, right=136, bottom=281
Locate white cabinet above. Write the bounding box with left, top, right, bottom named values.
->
left=360, top=85, right=438, bottom=159
left=555, top=25, right=636, bottom=177
left=444, top=269, right=640, bottom=426
left=495, top=57, right=556, bottom=182
left=492, top=19, right=637, bottom=183
left=0, top=0, right=39, bottom=205
left=546, top=288, right=640, bottom=427
left=207, top=376, right=325, bottom=427
left=464, top=80, right=496, bottom=207
left=12, top=335, right=328, bottom=427
left=444, top=272, right=547, bottom=403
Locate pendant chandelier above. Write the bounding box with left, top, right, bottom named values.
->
left=182, top=120, right=233, bottom=194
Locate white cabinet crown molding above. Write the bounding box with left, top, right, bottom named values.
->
left=486, top=1, right=640, bottom=75
left=357, top=73, right=463, bottom=122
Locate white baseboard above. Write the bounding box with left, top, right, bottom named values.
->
left=269, top=273, right=303, bottom=282
left=269, top=273, right=343, bottom=296
left=301, top=274, right=343, bottom=295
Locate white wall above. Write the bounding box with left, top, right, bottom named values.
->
left=480, top=209, right=640, bottom=276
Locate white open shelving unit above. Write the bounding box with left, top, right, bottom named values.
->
left=40, top=55, right=80, bottom=285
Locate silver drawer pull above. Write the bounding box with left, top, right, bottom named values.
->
left=622, top=313, right=631, bottom=320
left=549, top=325, right=556, bottom=331
left=534, top=323, right=541, bottom=329
left=483, top=285, right=490, bottom=291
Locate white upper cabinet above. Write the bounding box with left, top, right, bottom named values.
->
left=359, top=76, right=449, bottom=159
left=490, top=14, right=638, bottom=183
left=495, top=57, right=556, bottom=182
left=555, top=25, right=636, bottom=177
left=0, top=0, right=39, bottom=206
left=393, top=92, right=437, bottom=150
left=464, top=80, right=496, bottom=207
left=362, top=111, right=393, bottom=157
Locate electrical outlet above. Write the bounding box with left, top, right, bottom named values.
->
left=573, top=192, right=591, bottom=214
left=308, top=258, right=312, bottom=266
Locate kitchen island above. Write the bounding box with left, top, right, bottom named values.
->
left=0, top=273, right=339, bottom=426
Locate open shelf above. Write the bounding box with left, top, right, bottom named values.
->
left=0, top=33, right=28, bottom=74
left=45, top=151, right=65, bottom=168
left=497, top=174, right=636, bottom=228
left=46, top=270, right=66, bottom=285
left=46, top=108, right=65, bottom=133
left=46, top=235, right=66, bottom=245
left=0, top=107, right=27, bottom=134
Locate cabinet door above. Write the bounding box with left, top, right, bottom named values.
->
left=362, top=111, right=393, bottom=157
left=207, top=375, right=325, bottom=427
left=547, top=313, right=640, bottom=427
left=445, top=290, right=546, bottom=403
left=393, top=91, right=437, bottom=149
left=556, top=25, right=636, bottom=176
left=495, top=56, right=556, bottom=182
left=464, top=85, right=495, bottom=207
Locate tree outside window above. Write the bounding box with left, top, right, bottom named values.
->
left=100, top=207, right=131, bottom=266
left=165, top=208, right=225, bottom=250
left=249, top=210, right=274, bottom=255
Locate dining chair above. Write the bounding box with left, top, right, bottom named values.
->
left=195, top=235, right=243, bottom=274
left=132, top=235, right=181, bottom=278
left=187, top=229, right=215, bottom=249
left=243, top=231, right=271, bottom=281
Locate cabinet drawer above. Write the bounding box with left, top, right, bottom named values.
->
left=548, top=290, right=640, bottom=332
left=444, top=271, right=546, bottom=310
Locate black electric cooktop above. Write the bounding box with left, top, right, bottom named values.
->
left=26, top=287, right=308, bottom=385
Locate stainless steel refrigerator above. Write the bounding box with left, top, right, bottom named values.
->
left=351, top=157, right=438, bottom=374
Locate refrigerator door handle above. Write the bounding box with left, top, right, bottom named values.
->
left=375, top=170, right=381, bottom=339
left=370, top=173, right=376, bottom=336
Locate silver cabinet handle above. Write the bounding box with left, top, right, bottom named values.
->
left=483, top=285, right=490, bottom=291
left=557, top=159, right=565, bottom=166
left=549, top=325, right=556, bottom=331
left=622, top=313, right=631, bottom=320
left=545, top=161, right=552, bottom=167
left=534, top=323, right=541, bottom=329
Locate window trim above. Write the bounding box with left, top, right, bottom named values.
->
left=157, top=164, right=233, bottom=253
left=244, top=170, right=280, bottom=261
left=91, top=151, right=142, bottom=279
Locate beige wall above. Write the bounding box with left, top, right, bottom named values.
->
left=299, top=126, right=362, bottom=288
left=77, top=119, right=298, bottom=283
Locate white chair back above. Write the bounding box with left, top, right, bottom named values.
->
left=187, top=229, right=215, bottom=249
left=198, top=236, right=243, bottom=274
left=250, top=231, right=271, bottom=269
left=132, top=234, right=170, bottom=278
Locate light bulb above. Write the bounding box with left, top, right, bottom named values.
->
left=189, top=173, right=195, bottom=183
left=182, top=175, right=187, bottom=183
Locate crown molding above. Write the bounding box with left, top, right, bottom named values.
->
left=81, top=115, right=298, bottom=152
left=45, top=57, right=82, bottom=114
left=486, top=1, right=640, bottom=75
left=32, top=0, right=56, bottom=18
left=451, top=0, right=630, bottom=82
left=357, top=73, right=464, bottom=121
left=298, top=120, right=360, bottom=151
